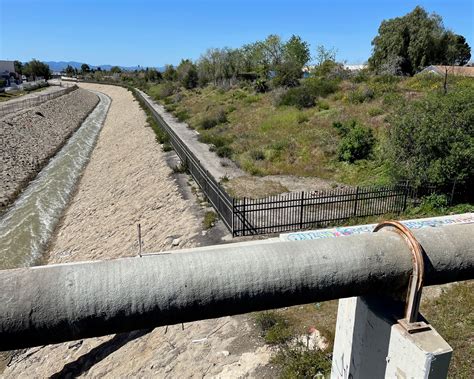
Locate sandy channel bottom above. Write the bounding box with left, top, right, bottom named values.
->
left=2, top=83, right=271, bottom=378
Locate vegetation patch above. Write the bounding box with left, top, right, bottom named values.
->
left=202, top=211, right=217, bottom=229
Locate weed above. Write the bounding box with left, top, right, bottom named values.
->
left=216, top=145, right=233, bottom=158
left=250, top=149, right=265, bottom=161
left=203, top=211, right=218, bottom=229
left=273, top=345, right=332, bottom=379
left=297, top=113, right=309, bottom=124
left=172, top=161, right=188, bottom=174
left=175, top=109, right=190, bottom=122
left=255, top=312, right=293, bottom=345
left=368, top=107, right=384, bottom=117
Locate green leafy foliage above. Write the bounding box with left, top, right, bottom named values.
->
left=369, top=6, right=471, bottom=75
left=278, top=86, right=315, bottom=109
left=273, top=345, right=332, bottom=379
left=334, top=120, right=375, bottom=162
left=255, top=312, right=293, bottom=345
left=386, top=87, right=474, bottom=192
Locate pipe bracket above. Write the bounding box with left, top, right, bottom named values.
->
left=374, top=220, right=430, bottom=333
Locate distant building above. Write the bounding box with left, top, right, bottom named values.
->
left=420, top=65, right=474, bottom=77
left=344, top=64, right=368, bottom=71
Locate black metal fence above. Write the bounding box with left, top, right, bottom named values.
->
left=232, top=184, right=411, bottom=236
left=89, top=83, right=461, bottom=237
left=133, top=89, right=234, bottom=231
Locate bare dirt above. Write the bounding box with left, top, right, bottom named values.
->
left=1, top=83, right=272, bottom=378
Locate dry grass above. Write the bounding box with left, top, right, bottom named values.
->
left=421, top=280, right=474, bottom=378
left=224, top=176, right=289, bottom=199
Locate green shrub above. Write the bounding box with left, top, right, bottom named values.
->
left=175, top=109, right=189, bottom=122
left=368, top=107, right=384, bottom=117
left=250, top=149, right=265, bottom=161
left=216, top=145, right=232, bottom=158
left=304, top=77, right=339, bottom=98
left=382, top=92, right=404, bottom=106
left=200, top=117, right=218, bottom=130
left=419, top=194, right=448, bottom=213
left=200, top=109, right=227, bottom=129
left=254, top=78, right=269, bottom=93
left=297, top=113, right=309, bottom=123
left=255, top=312, right=292, bottom=345
left=278, top=86, right=315, bottom=109
left=203, top=211, right=218, bottom=229
left=273, top=345, right=332, bottom=379
left=318, top=100, right=330, bottom=111
left=336, top=121, right=375, bottom=163
left=348, top=86, right=374, bottom=104
left=386, top=88, right=474, bottom=192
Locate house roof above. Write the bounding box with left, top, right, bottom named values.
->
left=422, top=65, right=474, bottom=77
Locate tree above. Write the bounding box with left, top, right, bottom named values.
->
left=284, top=35, right=310, bottom=68
left=81, top=63, right=91, bottom=74
left=110, top=66, right=122, bottom=74
left=65, top=65, right=75, bottom=76
left=163, top=64, right=177, bottom=81
left=315, top=45, right=337, bottom=66
left=273, top=35, right=311, bottom=87
left=14, top=60, right=23, bottom=74
left=369, top=6, right=471, bottom=75
left=23, top=59, right=51, bottom=80
left=386, top=88, right=474, bottom=192
left=176, top=59, right=198, bottom=89
left=442, top=33, right=471, bottom=66
left=144, top=67, right=162, bottom=82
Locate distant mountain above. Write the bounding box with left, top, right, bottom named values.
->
left=43, top=61, right=164, bottom=72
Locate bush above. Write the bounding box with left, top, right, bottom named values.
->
left=386, top=88, right=474, bottom=191
left=273, top=345, right=331, bottom=379
left=200, top=109, right=227, bottom=129
left=250, top=149, right=265, bottom=160
left=304, top=77, right=339, bottom=98
left=348, top=86, right=374, bottom=103
left=278, top=86, right=315, bottom=109
left=175, top=109, right=189, bottom=122
left=216, top=145, right=232, bottom=158
left=297, top=113, right=309, bottom=123
left=368, top=107, right=384, bottom=117
left=318, top=100, right=330, bottom=111
left=203, top=211, right=218, bottom=229
left=335, top=121, right=375, bottom=162
left=255, top=312, right=292, bottom=345
left=200, top=117, right=218, bottom=130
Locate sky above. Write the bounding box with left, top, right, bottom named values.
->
left=1, top=0, right=473, bottom=67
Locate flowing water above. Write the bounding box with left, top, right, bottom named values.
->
left=0, top=91, right=110, bottom=270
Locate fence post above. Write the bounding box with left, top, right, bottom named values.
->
left=231, top=198, right=235, bottom=237
left=242, top=197, right=246, bottom=236
left=299, top=191, right=304, bottom=228
left=353, top=187, right=360, bottom=217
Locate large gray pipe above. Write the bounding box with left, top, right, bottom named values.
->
left=1, top=223, right=473, bottom=350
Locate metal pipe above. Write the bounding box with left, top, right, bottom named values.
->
left=1, top=223, right=473, bottom=350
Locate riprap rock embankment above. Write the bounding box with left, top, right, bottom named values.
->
left=0, top=88, right=99, bottom=210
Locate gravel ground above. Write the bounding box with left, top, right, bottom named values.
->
left=2, top=83, right=271, bottom=378
left=0, top=88, right=99, bottom=211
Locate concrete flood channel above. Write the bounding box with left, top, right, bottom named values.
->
left=0, top=91, right=110, bottom=270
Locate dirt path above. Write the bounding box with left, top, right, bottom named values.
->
left=138, top=89, right=245, bottom=181
left=2, top=83, right=271, bottom=378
